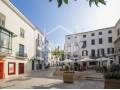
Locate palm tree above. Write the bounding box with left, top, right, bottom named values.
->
left=49, top=0, right=106, bottom=8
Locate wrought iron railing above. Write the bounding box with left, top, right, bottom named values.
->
left=16, top=52, right=27, bottom=58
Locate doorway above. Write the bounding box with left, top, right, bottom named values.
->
left=32, top=61, right=34, bottom=70
left=19, top=63, right=24, bottom=74
left=0, top=61, right=4, bottom=79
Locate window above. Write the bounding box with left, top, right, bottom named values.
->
left=36, top=34, right=41, bottom=46
left=68, top=37, right=70, bottom=40
left=0, top=27, right=12, bottom=53
left=75, top=36, right=77, bottom=38
left=38, top=34, right=40, bottom=40
left=91, top=33, right=95, bottom=36
left=91, top=49, right=95, bottom=57
left=108, top=37, right=112, bottom=43
left=99, top=32, right=102, bottom=35
left=91, top=39, right=95, bottom=45
left=107, top=48, right=114, bottom=54
left=118, top=48, right=120, bottom=53
left=8, top=62, right=16, bottom=75
left=0, top=12, right=5, bottom=27
left=82, top=41, right=87, bottom=48
left=97, top=49, right=100, bottom=57
left=118, top=29, right=120, bottom=36
left=107, top=48, right=110, bottom=54
left=20, top=28, right=25, bottom=38
left=82, top=50, right=88, bottom=56
left=119, top=56, right=120, bottom=64
left=108, top=30, right=112, bottom=34
left=83, top=35, right=86, bottom=38
left=99, top=38, right=103, bottom=44
left=98, top=49, right=105, bottom=57
left=101, top=49, right=105, bottom=56
left=19, top=44, right=24, bottom=56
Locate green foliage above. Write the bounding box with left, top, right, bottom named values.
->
left=51, top=47, right=65, bottom=60
left=109, top=64, right=120, bottom=72
left=104, top=72, right=120, bottom=79
left=104, top=64, right=120, bottom=79
left=51, top=48, right=60, bottom=58
left=49, top=0, right=106, bottom=8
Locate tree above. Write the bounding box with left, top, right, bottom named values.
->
left=51, top=48, right=61, bottom=59
left=49, top=0, right=106, bottom=8
left=51, top=47, right=65, bottom=61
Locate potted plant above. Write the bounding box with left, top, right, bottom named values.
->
left=63, top=63, right=75, bottom=83
left=104, top=64, right=120, bottom=89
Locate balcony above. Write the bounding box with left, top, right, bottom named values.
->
left=16, top=52, right=27, bottom=59
left=0, top=47, right=12, bottom=57
left=0, top=26, right=16, bottom=57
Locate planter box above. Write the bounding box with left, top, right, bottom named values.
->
left=105, top=79, right=120, bottom=89
left=63, top=71, right=74, bottom=83
left=59, top=68, right=66, bottom=71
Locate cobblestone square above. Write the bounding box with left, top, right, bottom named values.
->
left=0, top=68, right=104, bottom=89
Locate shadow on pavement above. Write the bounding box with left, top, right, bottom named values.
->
left=5, top=77, right=32, bottom=83
left=0, top=84, right=15, bottom=89
left=32, top=82, right=73, bottom=89
left=32, top=80, right=104, bottom=89
left=26, top=68, right=63, bottom=80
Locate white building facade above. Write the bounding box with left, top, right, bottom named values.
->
left=64, top=25, right=120, bottom=68
left=0, top=0, right=44, bottom=79
left=65, top=27, right=115, bottom=59
left=31, top=29, right=45, bottom=71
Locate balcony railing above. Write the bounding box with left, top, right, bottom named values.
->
left=16, top=52, right=27, bottom=59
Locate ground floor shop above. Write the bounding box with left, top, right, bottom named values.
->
left=0, top=58, right=28, bottom=79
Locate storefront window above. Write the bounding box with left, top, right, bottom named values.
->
left=8, top=62, right=16, bottom=75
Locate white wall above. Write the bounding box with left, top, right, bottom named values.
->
left=65, top=27, right=115, bottom=59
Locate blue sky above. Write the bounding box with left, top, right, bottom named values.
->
left=11, top=0, right=120, bottom=49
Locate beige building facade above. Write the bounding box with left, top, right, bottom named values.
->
left=114, top=19, right=120, bottom=64
left=0, top=0, right=44, bottom=79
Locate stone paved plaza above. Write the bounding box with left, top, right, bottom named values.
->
left=0, top=68, right=104, bottom=89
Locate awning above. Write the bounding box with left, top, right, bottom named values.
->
left=60, top=59, right=74, bottom=63
left=96, top=57, right=113, bottom=61
left=77, top=58, right=95, bottom=62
